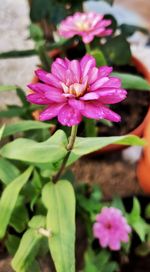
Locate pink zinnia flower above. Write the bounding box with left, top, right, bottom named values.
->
left=58, top=12, right=112, bottom=43
left=27, top=55, right=127, bottom=126
left=93, top=207, right=131, bottom=251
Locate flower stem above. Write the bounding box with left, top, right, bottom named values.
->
left=53, top=125, right=78, bottom=183
left=85, top=43, right=91, bottom=54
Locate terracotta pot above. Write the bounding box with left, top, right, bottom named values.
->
left=31, top=51, right=150, bottom=154
left=137, top=106, right=150, bottom=194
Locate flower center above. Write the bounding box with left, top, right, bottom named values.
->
left=61, top=81, right=88, bottom=98
left=75, top=20, right=90, bottom=31
left=105, top=222, right=112, bottom=230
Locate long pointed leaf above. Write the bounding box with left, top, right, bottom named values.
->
left=0, top=166, right=33, bottom=238
left=68, top=135, right=145, bottom=165
left=12, top=229, right=43, bottom=272
left=2, top=120, right=51, bottom=138
left=42, top=180, right=76, bottom=272
left=0, top=158, right=20, bottom=185
left=112, top=72, right=150, bottom=90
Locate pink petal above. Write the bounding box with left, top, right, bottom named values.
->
left=27, top=93, right=49, bottom=105
left=90, top=77, right=109, bottom=91
left=99, top=104, right=121, bottom=122
left=99, top=232, right=109, bottom=248
left=90, top=27, right=105, bottom=36
left=65, top=69, right=76, bottom=85
left=27, top=83, right=46, bottom=94
left=98, top=66, right=113, bottom=77
left=68, top=98, right=85, bottom=111
left=80, top=55, right=96, bottom=78
left=88, top=67, right=99, bottom=85
left=58, top=104, right=82, bottom=126
left=51, top=61, right=66, bottom=81
left=95, top=19, right=112, bottom=28
left=81, top=101, right=105, bottom=120
left=102, top=77, right=121, bottom=88
left=44, top=88, right=66, bottom=103
left=81, top=101, right=121, bottom=122
left=55, top=58, right=68, bottom=68
left=39, top=103, right=64, bottom=121
left=101, top=29, right=113, bottom=36
left=27, top=83, right=62, bottom=94
left=93, top=223, right=101, bottom=238
left=81, top=92, right=99, bottom=101
left=109, top=238, right=121, bottom=251
left=97, top=89, right=127, bottom=104
left=91, top=15, right=103, bottom=27
left=121, top=233, right=129, bottom=243
left=35, top=69, right=61, bottom=88
left=82, top=34, right=94, bottom=44
left=69, top=60, right=81, bottom=82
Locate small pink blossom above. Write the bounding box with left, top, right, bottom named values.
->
left=93, top=207, right=131, bottom=251
left=58, top=12, right=112, bottom=43
left=27, top=55, right=127, bottom=126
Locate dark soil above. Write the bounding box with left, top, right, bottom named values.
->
left=72, top=152, right=142, bottom=199
left=122, top=254, right=150, bottom=272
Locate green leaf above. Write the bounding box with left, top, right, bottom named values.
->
left=84, top=118, right=97, bottom=137
left=102, top=34, right=131, bottom=65
left=5, top=234, right=20, bottom=256
left=0, top=85, right=17, bottom=91
left=120, top=24, right=148, bottom=37
left=90, top=49, right=107, bottom=66
left=112, top=72, right=150, bottom=91
left=0, top=125, right=5, bottom=140
left=2, top=120, right=51, bottom=138
left=127, top=198, right=149, bottom=241
left=10, top=197, right=29, bottom=233
left=0, top=129, right=68, bottom=163
left=28, top=260, right=41, bottom=272
left=42, top=180, right=76, bottom=272
left=0, top=166, right=33, bottom=239
left=0, top=158, right=20, bottom=185
left=28, top=215, right=46, bottom=229
left=84, top=249, right=118, bottom=272
left=12, top=229, right=43, bottom=272
left=145, top=204, right=150, bottom=219
left=111, top=197, right=125, bottom=214
left=29, top=23, right=44, bottom=41
left=68, top=135, right=145, bottom=165
left=16, top=88, right=30, bottom=107
left=0, top=107, right=26, bottom=118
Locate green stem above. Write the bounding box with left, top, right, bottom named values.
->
left=85, top=43, right=91, bottom=54
left=53, top=125, right=78, bottom=183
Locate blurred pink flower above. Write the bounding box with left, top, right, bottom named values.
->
left=27, top=55, right=127, bottom=126
left=58, top=12, right=112, bottom=43
left=93, top=207, right=131, bottom=251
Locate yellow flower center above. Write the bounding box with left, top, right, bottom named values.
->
left=75, top=20, right=90, bottom=31
left=61, top=81, right=88, bottom=97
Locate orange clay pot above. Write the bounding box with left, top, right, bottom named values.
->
left=135, top=55, right=150, bottom=194
left=31, top=51, right=150, bottom=154
left=137, top=107, right=150, bottom=194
